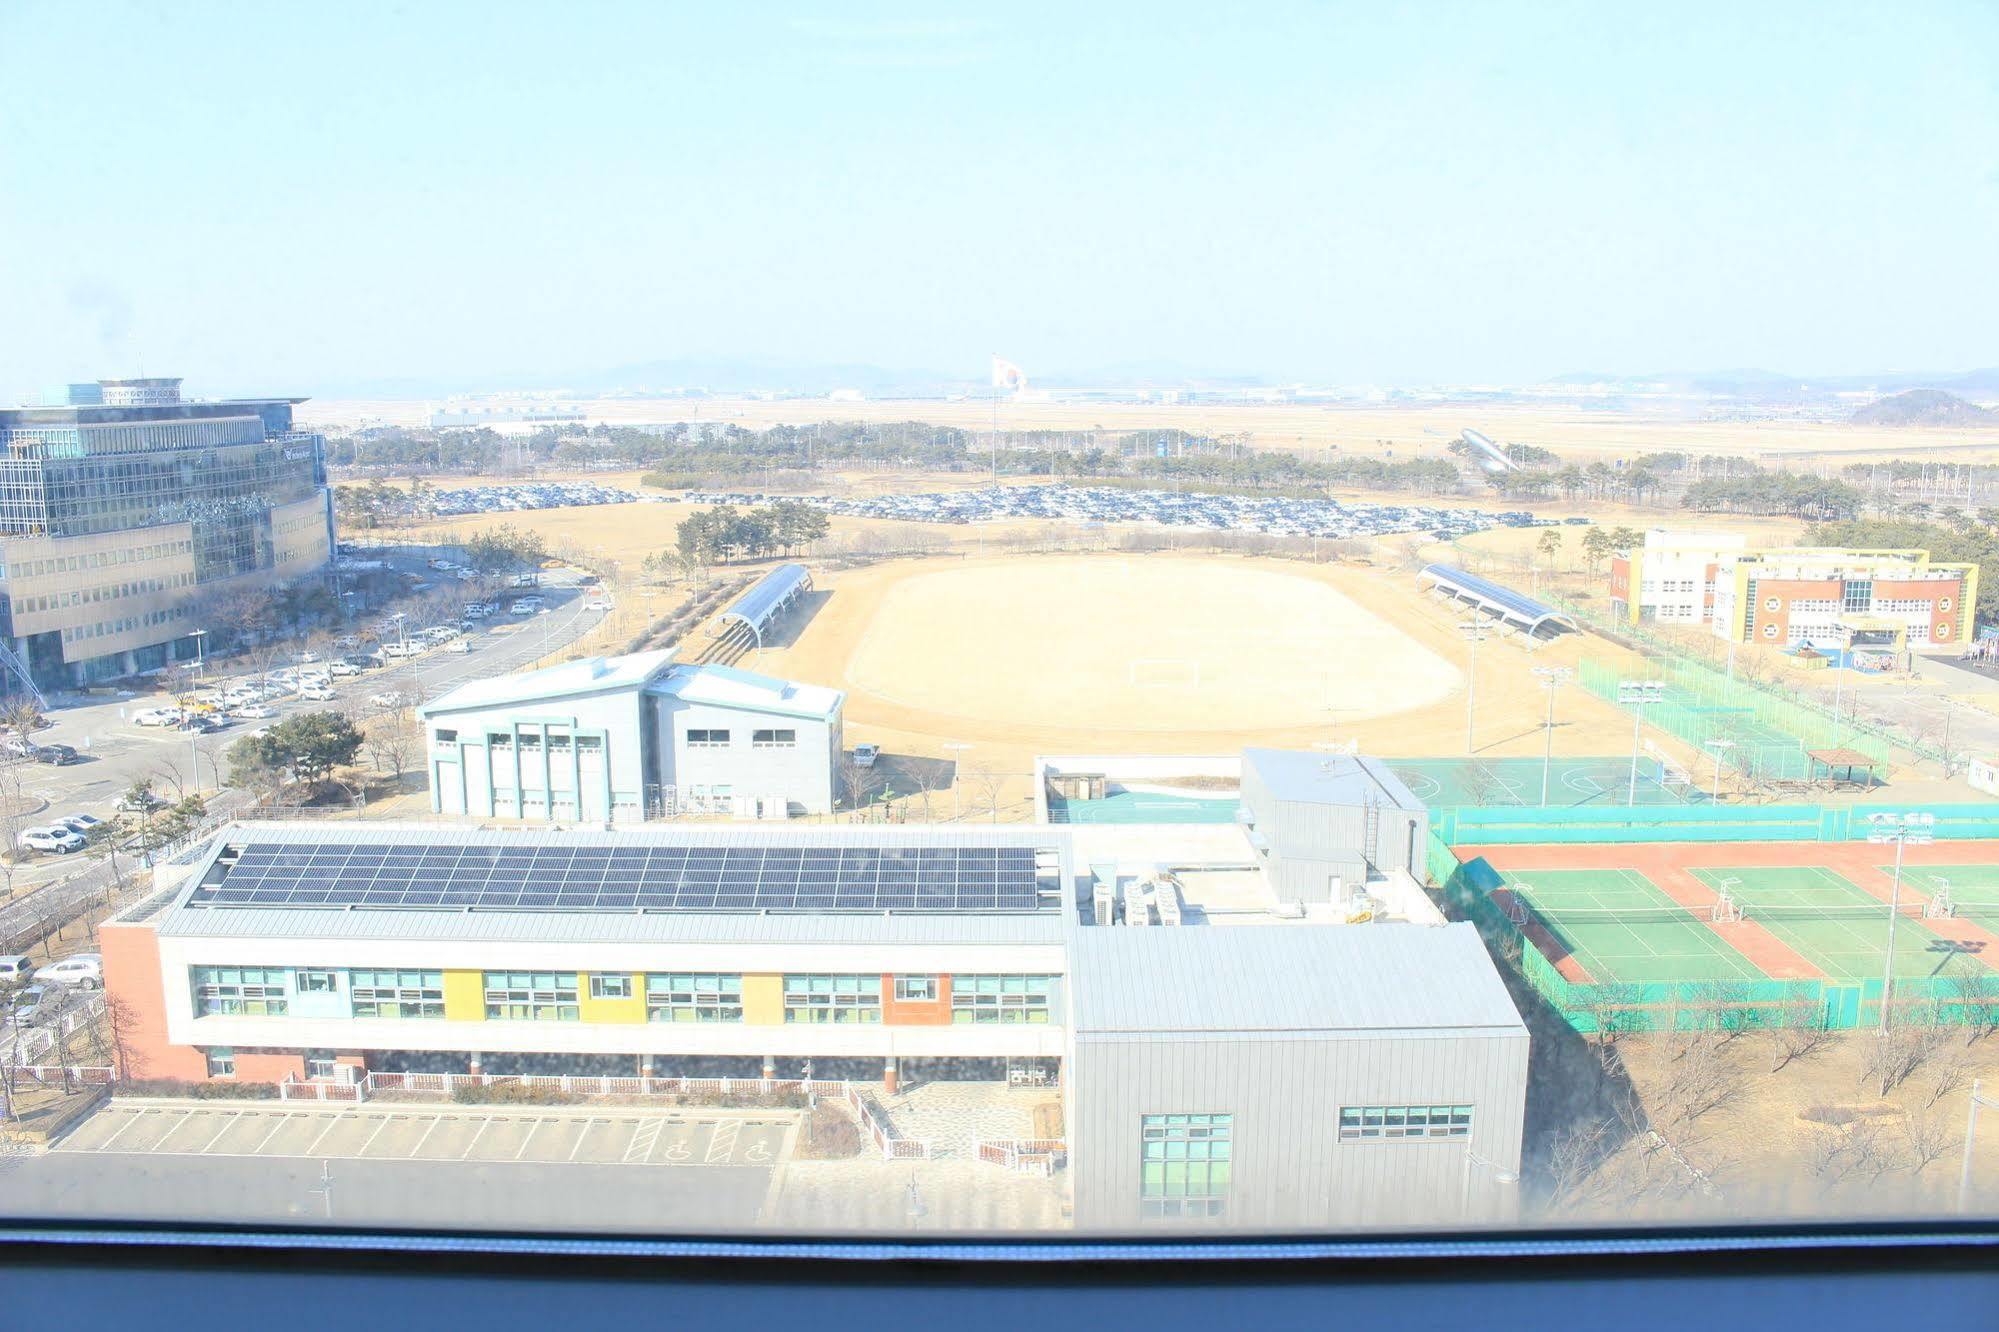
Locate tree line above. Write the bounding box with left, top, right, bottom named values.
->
left=654, top=501, right=831, bottom=571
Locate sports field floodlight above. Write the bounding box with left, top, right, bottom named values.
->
left=1531, top=666, right=1573, bottom=805
left=1458, top=621, right=1491, bottom=755
left=1866, top=811, right=1936, bottom=1034
left=1616, top=680, right=1667, bottom=806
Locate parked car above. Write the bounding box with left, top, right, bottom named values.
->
left=333, top=634, right=361, bottom=649
left=851, top=744, right=881, bottom=768
left=0, top=955, right=34, bottom=987
left=57, top=814, right=103, bottom=837
left=328, top=660, right=363, bottom=677
left=34, top=742, right=78, bottom=765
left=512, top=572, right=538, bottom=586
left=19, top=826, right=85, bottom=854
left=7, top=984, right=51, bottom=1026
left=131, top=707, right=184, bottom=727
left=33, top=954, right=101, bottom=989
left=301, top=684, right=337, bottom=701
left=228, top=704, right=276, bottom=720
left=442, top=638, right=474, bottom=654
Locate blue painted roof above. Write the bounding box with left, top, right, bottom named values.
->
left=720, top=563, right=811, bottom=632
left=1418, top=564, right=1576, bottom=632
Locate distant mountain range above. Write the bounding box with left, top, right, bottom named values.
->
left=1850, top=388, right=1995, bottom=427
left=1544, top=367, right=1999, bottom=399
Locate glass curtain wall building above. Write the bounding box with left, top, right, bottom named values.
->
left=0, top=377, right=335, bottom=687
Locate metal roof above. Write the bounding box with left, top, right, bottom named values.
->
left=1242, top=748, right=1427, bottom=813
left=1418, top=564, right=1578, bottom=636
left=717, top=563, right=811, bottom=641
left=419, top=649, right=677, bottom=717
left=645, top=662, right=842, bottom=721
left=1068, top=923, right=1524, bottom=1036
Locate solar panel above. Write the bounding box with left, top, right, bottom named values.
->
left=187, top=842, right=1057, bottom=913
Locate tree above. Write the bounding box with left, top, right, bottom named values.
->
left=769, top=500, right=829, bottom=553
left=837, top=757, right=883, bottom=819
left=228, top=711, right=364, bottom=792
left=1580, top=527, right=1614, bottom=570
left=1765, top=994, right=1835, bottom=1072
left=1536, top=529, right=1564, bottom=568
left=364, top=708, right=424, bottom=784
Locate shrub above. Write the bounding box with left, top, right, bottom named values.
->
left=120, top=1078, right=280, bottom=1100
left=449, top=1081, right=581, bottom=1106
left=795, top=1102, right=864, bottom=1159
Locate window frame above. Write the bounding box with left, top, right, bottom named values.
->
left=1337, top=1103, right=1474, bottom=1142
left=1140, top=1112, right=1232, bottom=1218
left=589, top=973, right=634, bottom=1001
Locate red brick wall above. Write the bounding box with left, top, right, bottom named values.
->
left=232, top=1051, right=306, bottom=1084
left=880, top=973, right=954, bottom=1026
left=99, top=922, right=207, bottom=1082
left=1749, top=577, right=1839, bottom=643
left=1608, top=555, right=1630, bottom=602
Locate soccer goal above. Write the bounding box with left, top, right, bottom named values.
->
left=1129, top=658, right=1202, bottom=688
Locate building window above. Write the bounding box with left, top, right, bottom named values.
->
left=1140, top=1113, right=1231, bottom=1218
left=685, top=729, right=730, bottom=747
left=589, top=973, right=633, bottom=1000
left=484, top=971, right=580, bottom=1021
left=752, top=728, right=797, bottom=747
left=297, top=970, right=338, bottom=994
left=190, top=966, right=289, bottom=1016
left=205, top=1047, right=236, bottom=1079
left=1338, top=1104, right=1473, bottom=1141
left=894, top=974, right=939, bottom=1002
left=951, top=974, right=1057, bottom=1023
left=783, top=974, right=882, bottom=1023
left=645, top=973, right=743, bottom=1022
left=434, top=728, right=458, bottom=743
left=350, top=969, right=445, bottom=1019
left=305, top=1049, right=337, bottom=1080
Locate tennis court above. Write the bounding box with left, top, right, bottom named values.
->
left=1905, top=864, right=1999, bottom=915
left=1691, top=865, right=1982, bottom=985
left=1389, top=756, right=1693, bottom=809
left=1497, top=868, right=1763, bottom=986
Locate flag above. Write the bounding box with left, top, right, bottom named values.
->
left=991, top=355, right=1027, bottom=391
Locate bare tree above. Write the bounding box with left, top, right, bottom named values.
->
left=1766, top=994, right=1836, bottom=1073
left=1862, top=1026, right=1932, bottom=1098
left=837, top=758, right=882, bottom=821
left=363, top=708, right=423, bottom=786
left=1659, top=1028, right=1742, bottom=1128
left=965, top=762, right=1008, bottom=824
left=1918, top=1042, right=1973, bottom=1109
left=1900, top=1107, right=1955, bottom=1176
left=1540, top=1118, right=1615, bottom=1215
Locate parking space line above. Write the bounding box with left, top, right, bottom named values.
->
left=514, top=1118, right=544, bottom=1161
left=252, top=1114, right=297, bottom=1155
left=303, top=1112, right=346, bottom=1157
left=196, top=1111, right=245, bottom=1154
left=567, top=1118, right=601, bottom=1162
left=151, top=1109, right=201, bottom=1150
left=458, top=1115, right=494, bottom=1160
left=705, top=1120, right=741, bottom=1164
left=407, top=1113, right=444, bottom=1158
left=92, top=1108, right=147, bottom=1152
left=625, top=1118, right=663, bottom=1164
left=357, top=1115, right=393, bottom=1157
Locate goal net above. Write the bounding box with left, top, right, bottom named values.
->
left=1128, top=658, right=1202, bottom=688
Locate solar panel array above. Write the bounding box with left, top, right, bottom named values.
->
left=1421, top=563, right=1563, bottom=624
left=187, top=842, right=1051, bottom=913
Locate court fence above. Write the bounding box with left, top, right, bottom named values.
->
left=1432, top=801, right=1999, bottom=845
left=1428, top=831, right=1999, bottom=1034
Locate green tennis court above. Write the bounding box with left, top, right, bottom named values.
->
left=1500, top=868, right=1763, bottom=985
left=1388, top=757, right=1693, bottom=809
left=1902, top=864, right=1999, bottom=916
left=1691, top=866, right=1971, bottom=984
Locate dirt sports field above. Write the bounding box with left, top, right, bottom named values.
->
left=752, top=551, right=1657, bottom=770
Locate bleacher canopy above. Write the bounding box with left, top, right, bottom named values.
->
left=1418, top=564, right=1579, bottom=641
left=717, top=563, right=813, bottom=646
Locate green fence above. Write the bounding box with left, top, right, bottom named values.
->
left=1578, top=656, right=1896, bottom=784
left=1428, top=833, right=1999, bottom=1033
left=1432, top=801, right=1999, bottom=845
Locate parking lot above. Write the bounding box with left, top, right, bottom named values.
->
left=56, top=1101, right=794, bottom=1168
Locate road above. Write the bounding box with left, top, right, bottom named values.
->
left=0, top=560, right=608, bottom=950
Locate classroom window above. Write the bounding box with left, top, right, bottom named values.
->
left=951, top=974, right=1056, bottom=1024
left=305, top=1049, right=337, bottom=1080
left=752, top=728, right=797, bottom=747
left=685, top=729, right=730, bottom=747
left=1338, top=1104, right=1474, bottom=1141
left=783, top=974, right=881, bottom=1023
left=484, top=971, right=580, bottom=1021
left=589, top=973, right=633, bottom=1000
left=1141, top=1113, right=1231, bottom=1218
left=645, top=973, right=743, bottom=1022
left=894, top=974, right=939, bottom=1002
left=190, top=965, right=289, bottom=1016
left=204, top=1047, right=236, bottom=1079
left=349, top=969, right=445, bottom=1019
left=297, top=970, right=338, bottom=994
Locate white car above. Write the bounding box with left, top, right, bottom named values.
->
left=57, top=814, right=103, bottom=837
left=131, top=707, right=185, bottom=727
left=301, top=684, right=337, bottom=701
left=852, top=744, right=881, bottom=768
left=34, top=954, right=101, bottom=989
left=228, top=704, right=276, bottom=720
left=584, top=598, right=611, bottom=611
left=510, top=602, right=539, bottom=616
left=368, top=691, right=415, bottom=711
left=382, top=642, right=425, bottom=659
left=328, top=660, right=362, bottom=677
left=19, top=827, right=84, bottom=855
left=442, top=638, right=474, bottom=654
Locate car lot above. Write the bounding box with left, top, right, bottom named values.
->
left=56, top=1101, right=794, bottom=1168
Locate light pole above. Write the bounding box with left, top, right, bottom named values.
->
left=942, top=743, right=972, bottom=820
left=1961, top=1079, right=1998, bottom=1213
left=1703, top=738, right=1735, bottom=804
left=1532, top=666, right=1572, bottom=805
left=1868, top=811, right=1935, bottom=1033
left=1459, top=621, right=1489, bottom=755
left=188, top=628, right=207, bottom=681
left=1460, top=1143, right=1520, bottom=1218
left=1617, top=680, right=1664, bottom=806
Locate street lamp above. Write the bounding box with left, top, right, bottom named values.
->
left=1531, top=666, right=1572, bottom=805
left=942, top=743, right=972, bottom=820
left=1703, top=738, right=1736, bottom=804
left=1617, top=680, right=1665, bottom=806
left=188, top=628, right=207, bottom=681
left=1867, top=811, right=1935, bottom=1033
left=1461, top=1144, right=1521, bottom=1218
left=1459, top=620, right=1490, bottom=756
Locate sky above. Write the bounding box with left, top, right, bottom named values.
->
left=1, top=1, right=1996, bottom=399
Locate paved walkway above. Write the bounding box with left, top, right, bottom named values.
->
left=878, top=1082, right=1056, bottom=1159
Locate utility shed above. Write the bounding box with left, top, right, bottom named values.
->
left=1065, top=923, right=1529, bottom=1232
left=1238, top=748, right=1428, bottom=903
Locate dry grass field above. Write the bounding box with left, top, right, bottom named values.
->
left=306, top=398, right=1999, bottom=465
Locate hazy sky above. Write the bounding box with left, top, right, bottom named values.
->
left=2, top=1, right=1995, bottom=398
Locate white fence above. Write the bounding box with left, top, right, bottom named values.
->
left=846, top=1086, right=930, bottom=1160
left=2, top=992, right=105, bottom=1067
left=974, top=1138, right=1067, bottom=1175
left=278, top=1074, right=364, bottom=1102
left=362, top=1071, right=862, bottom=1101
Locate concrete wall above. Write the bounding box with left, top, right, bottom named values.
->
left=650, top=695, right=838, bottom=816
left=1068, top=1027, right=1529, bottom=1232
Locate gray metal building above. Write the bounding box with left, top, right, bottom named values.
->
left=1065, top=923, right=1529, bottom=1231
left=1238, top=748, right=1428, bottom=903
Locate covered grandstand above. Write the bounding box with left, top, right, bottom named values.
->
left=700, top=563, right=815, bottom=663
left=1418, top=564, right=1578, bottom=646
